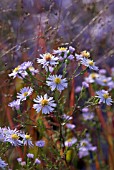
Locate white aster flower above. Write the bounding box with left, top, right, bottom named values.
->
left=33, top=94, right=56, bottom=114
left=0, top=158, right=8, bottom=169
left=37, top=53, right=58, bottom=72
left=81, top=58, right=98, bottom=71
left=20, top=134, right=33, bottom=147
left=5, top=128, right=22, bottom=146
left=96, top=90, right=113, bottom=105
left=8, top=99, right=20, bottom=110
left=65, top=137, right=77, bottom=147
left=85, top=73, right=99, bottom=83
left=17, top=87, right=33, bottom=101
left=53, top=47, right=68, bottom=55
left=9, top=65, right=27, bottom=79
left=46, top=75, right=68, bottom=92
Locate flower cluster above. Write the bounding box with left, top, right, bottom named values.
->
left=9, top=61, right=38, bottom=79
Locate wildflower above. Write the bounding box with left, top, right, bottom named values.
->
left=34, top=158, right=41, bottom=164
left=9, top=65, right=27, bottom=79
left=9, top=61, right=38, bottom=79
left=96, top=90, right=113, bottom=105
left=27, top=153, right=34, bottom=159
left=96, top=75, right=112, bottom=86
left=20, top=161, right=26, bottom=166
left=5, top=128, right=22, bottom=146
left=53, top=47, right=67, bottom=55
left=81, top=50, right=90, bottom=58
left=78, top=138, right=97, bottom=158
left=37, top=53, right=58, bottom=72
left=66, top=123, right=76, bottom=129
left=8, top=99, right=20, bottom=110
left=75, top=86, right=82, bottom=93
left=65, top=137, right=77, bottom=147
left=0, top=157, right=8, bottom=169
left=62, top=114, right=72, bottom=121
left=99, top=69, right=106, bottom=75
left=17, top=87, right=33, bottom=101
left=17, top=158, right=22, bottom=163
left=68, top=46, right=75, bottom=53
left=21, top=134, right=33, bottom=147
left=82, top=81, right=89, bottom=88
left=46, top=75, right=68, bottom=92
left=82, top=112, right=94, bottom=120
left=85, top=73, right=99, bottom=83
left=35, top=140, right=45, bottom=147
left=107, top=81, right=114, bottom=91
left=33, top=94, right=56, bottom=114
left=82, top=107, right=89, bottom=113
left=81, top=58, right=98, bottom=71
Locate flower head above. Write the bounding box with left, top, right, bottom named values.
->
left=46, top=75, right=68, bottom=92
left=0, top=158, right=8, bottom=169
left=34, top=158, right=41, bottom=164
left=27, top=153, right=34, bottom=159
left=37, top=53, right=58, bottom=72
left=81, top=58, right=98, bottom=71
left=8, top=99, right=20, bottom=110
left=20, top=133, right=33, bottom=147
left=96, top=90, right=113, bottom=105
left=33, top=94, right=56, bottom=114
left=65, top=137, right=77, bottom=147
left=35, top=140, right=45, bottom=147
left=17, top=87, right=33, bottom=101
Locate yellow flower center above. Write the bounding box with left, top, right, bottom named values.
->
left=81, top=50, right=90, bottom=58
left=54, top=77, right=61, bottom=84
left=103, top=79, right=107, bottom=83
left=103, top=93, right=109, bottom=99
left=25, top=135, right=31, bottom=140
left=41, top=99, right=48, bottom=106
left=14, top=66, right=20, bottom=72
left=91, top=73, right=97, bottom=79
left=45, top=53, right=52, bottom=61
left=23, top=92, right=28, bottom=96
left=82, top=142, right=87, bottom=147
left=88, top=60, right=94, bottom=66
left=29, top=66, right=34, bottom=71
left=11, top=134, right=19, bottom=140
left=58, top=47, right=67, bottom=51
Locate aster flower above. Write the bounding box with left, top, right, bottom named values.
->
left=8, top=99, right=20, bottom=110
left=0, top=158, right=8, bottom=169
left=21, top=134, right=33, bottom=147
left=27, top=153, right=34, bottom=159
left=75, top=50, right=90, bottom=61
left=9, top=61, right=38, bottom=79
left=85, top=73, right=99, bottom=83
left=35, top=140, right=45, bottom=147
left=5, top=128, right=22, bottom=146
left=82, top=112, right=94, bottom=120
left=96, top=75, right=112, bottom=86
left=96, top=90, right=113, bottom=105
left=66, top=123, right=76, bottom=129
left=46, top=75, right=68, bottom=92
left=9, top=65, right=27, bottom=79
left=53, top=47, right=68, bottom=55
left=33, top=94, right=56, bottom=114
left=17, top=158, right=22, bottom=163
left=78, top=138, right=97, bottom=158
left=37, top=53, right=58, bottom=72
left=34, top=158, right=41, bottom=164
left=65, top=137, right=77, bottom=147
left=17, top=87, right=33, bottom=101
left=62, top=114, right=72, bottom=121
left=81, top=58, right=98, bottom=71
